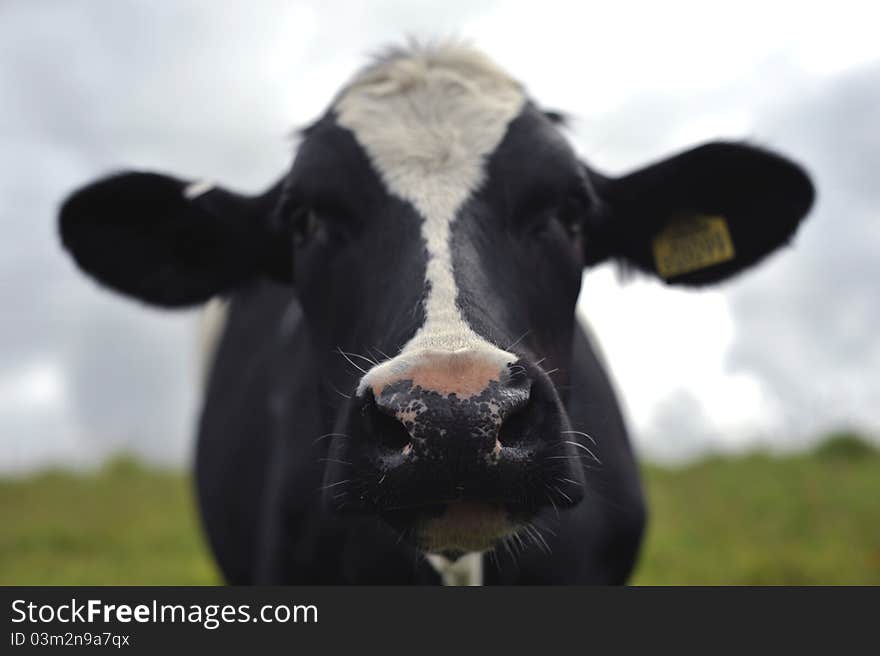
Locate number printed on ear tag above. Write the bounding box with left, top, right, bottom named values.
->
left=652, top=214, right=735, bottom=279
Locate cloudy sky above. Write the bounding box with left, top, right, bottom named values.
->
left=2, top=0, right=878, bottom=472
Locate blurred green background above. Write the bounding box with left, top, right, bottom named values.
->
left=2, top=432, right=877, bottom=585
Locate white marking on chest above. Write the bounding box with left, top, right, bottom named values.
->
left=426, top=552, right=484, bottom=586
left=334, top=46, right=525, bottom=391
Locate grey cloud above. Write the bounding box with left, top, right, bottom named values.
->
left=1, top=0, right=878, bottom=473
left=0, top=1, right=297, bottom=471
left=0, top=0, right=505, bottom=472
left=565, top=57, right=880, bottom=458
left=723, top=62, right=880, bottom=442
left=65, top=301, right=198, bottom=466
left=641, top=387, right=722, bottom=463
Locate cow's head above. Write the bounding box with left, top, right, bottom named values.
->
left=59, top=44, right=813, bottom=556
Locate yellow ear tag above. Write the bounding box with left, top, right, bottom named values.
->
left=652, top=214, right=735, bottom=279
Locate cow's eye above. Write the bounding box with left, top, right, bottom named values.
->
left=291, top=208, right=320, bottom=247
left=288, top=201, right=357, bottom=248
left=523, top=193, right=588, bottom=239
left=556, top=194, right=588, bottom=237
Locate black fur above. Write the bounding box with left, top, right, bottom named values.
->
left=583, top=141, right=815, bottom=284
left=59, top=172, right=289, bottom=306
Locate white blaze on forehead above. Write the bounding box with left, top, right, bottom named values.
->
left=334, top=45, right=526, bottom=392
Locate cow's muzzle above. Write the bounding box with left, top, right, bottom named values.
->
left=321, top=350, right=586, bottom=552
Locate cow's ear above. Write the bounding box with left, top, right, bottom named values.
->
left=582, top=142, right=815, bottom=285
left=59, top=172, right=291, bottom=307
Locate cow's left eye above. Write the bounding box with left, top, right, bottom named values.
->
left=524, top=195, right=587, bottom=239
left=556, top=195, right=586, bottom=237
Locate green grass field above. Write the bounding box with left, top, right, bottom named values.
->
left=1, top=435, right=878, bottom=585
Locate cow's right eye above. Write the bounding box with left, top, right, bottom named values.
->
left=291, top=208, right=320, bottom=247
left=290, top=205, right=358, bottom=249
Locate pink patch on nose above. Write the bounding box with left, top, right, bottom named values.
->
left=370, top=350, right=509, bottom=399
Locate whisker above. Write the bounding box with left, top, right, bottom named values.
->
left=506, top=329, right=531, bottom=351
left=488, top=546, right=500, bottom=572
left=536, top=522, right=557, bottom=538
left=501, top=535, right=517, bottom=568
left=320, top=479, right=351, bottom=490
left=561, top=429, right=597, bottom=445
left=526, top=524, right=552, bottom=554
left=345, top=350, right=380, bottom=366
left=561, top=440, right=602, bottom=464
left=313, top=432, right=350, bottom=444
left=522, top=525, right=539, bottom=553
left=544, top=455, right=600, bottom=462
left=545, top=491, right=560, bottom=519
left=521, top=525, right=536, bottom=549
left=547, top=484, right=573, bottom=505
left=340, top=349, right=379, bottom=368
left=536, top=531, right=552, bottom=555
left=336, top=347, right=368, bottom=374
left=317, top=458, right=353, bottom=466
left=327, top=383, right=352, bottom=400
left=366, top=347, right=392, bottom=364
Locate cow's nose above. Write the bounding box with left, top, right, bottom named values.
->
left=327, top=349, right=585, bottom=518
left=360, top=355, right=531, bottom=458
left=342, top=355, right=560, bottom=551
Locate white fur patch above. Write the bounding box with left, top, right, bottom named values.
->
left=335, top=44, right=526, bottom=393
left=426, top=552, right=484, bottom=586
left=197, top=298, right=228, bottom=387
left=183, top=179, right=216, bottom=200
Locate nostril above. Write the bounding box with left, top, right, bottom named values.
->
left=497, top=400, right=532, bottom=448
left=496, top=383, right=537, bottom=448
left=372, top=411, right=413, bottom=451
left=506, top=362, right=532, bottom=389
left=360, top=392, right=412, bottom=451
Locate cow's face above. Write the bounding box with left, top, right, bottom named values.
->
left=284, top=55, right=596, bottom=551
left=58, top=44, right=814, bottom=557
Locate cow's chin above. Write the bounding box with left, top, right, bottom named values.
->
left=412, top=502, right=515, bottom=554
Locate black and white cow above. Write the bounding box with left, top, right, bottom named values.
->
left=59, top=43, right=814, bottom=584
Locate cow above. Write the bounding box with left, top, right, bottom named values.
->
left=58, top=43, right=814, bottom=584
